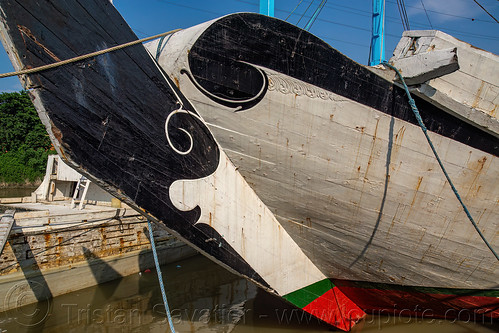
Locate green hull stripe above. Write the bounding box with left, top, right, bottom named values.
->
left=283, top=278, right=334, bottom=309
left=333, top=280, right=499, bottom=297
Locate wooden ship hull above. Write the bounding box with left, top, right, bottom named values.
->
left=0, top=1, right=497, bottom=331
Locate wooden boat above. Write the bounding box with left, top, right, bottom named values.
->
left=0, top=1, right=497, bottom=331
left=0, top=154, right=196, bottom=312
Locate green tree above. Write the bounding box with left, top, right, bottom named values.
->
left=0, top=91, right=54, bottom=184
left=0, top=91, right=51, bottom=152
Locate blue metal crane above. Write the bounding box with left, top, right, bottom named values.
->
left=259, top=0, right=274, bottom=17
left=369, top=0, right=385, bottom=65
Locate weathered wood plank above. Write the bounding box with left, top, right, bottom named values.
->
left=0, top=0, right=269, bottom=295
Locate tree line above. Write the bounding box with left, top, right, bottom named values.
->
left=0, top=91, right=55, bottom=185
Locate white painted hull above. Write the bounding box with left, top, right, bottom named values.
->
left=1, top=3, right=496, bottom=328
left=147, top=22, right=499, bottom=291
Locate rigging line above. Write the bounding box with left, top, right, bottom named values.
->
left=398, top=0, right=410, bottom=30
left=175, top=0, right=499, bottom=41
left=241, top=0, right=497, bottom=41
left=236, top=0, right=495, bottom=24
left=304, top=0, right=322, bottom=29
left=308, top=1, right=328, bottom=30
left=157, top=0, right=221, bottom=16
left=396, top=0, right=404, bottom=29
left=397, top=0, right=408, bottom=29
left=305, top=0, right=328, bottom=31
left=400, top=0, right=411, bottom=30
left=385, top=15, right=499, bottom=38
left=385, top=0, right=494, bottom=23
left=396, top=0, right=408, bottom=30
left=296, top=0, right=316, bottom=26
left=286, top=0, right=305, bottom=21
left=0, top=28, right=182, bottom=79
left=383, top=62, right=499, bottom=262
left=396, top=0, right=403, bottom=30
left=303, top=13, right=400, bottom=37
left=159, top=0, right=497, bottom=43
left=420, top=0, right=433, bottom=28
left=472, top=0, right=499, bottom=24
left=328, top=0, right=493, bottom=23
left=268, top=3, right=374, bottom=34
left=314, top=1, right=497, bottom=29
left=402, top=20, right=499, bottom=40
left=320, top=35, right=368, bottom=48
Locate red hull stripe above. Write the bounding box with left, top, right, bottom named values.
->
left=283, top=279, right=365, bottom=331
left=333, top=280, right=499, bottom=320
left=333, top=279, right=499, bottom=297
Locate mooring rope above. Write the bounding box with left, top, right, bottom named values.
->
left=383, top=62, right=499, bottom=262
left=0, top=28, right=182, bottom=79
left=147, top=219, right=176, bottom=333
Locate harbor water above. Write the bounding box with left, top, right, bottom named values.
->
left=0, top=255, right=497, bottom=333
left=0, top=187, right=37, bottom=199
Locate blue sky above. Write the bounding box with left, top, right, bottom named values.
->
left=0, top=0, right=497, bottom=92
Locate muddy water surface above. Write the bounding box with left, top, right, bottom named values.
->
left=0, top=255, right=497, bottom=333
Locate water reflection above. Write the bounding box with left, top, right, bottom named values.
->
left=0, top=255, right=497, bottom=332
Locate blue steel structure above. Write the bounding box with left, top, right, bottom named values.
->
left=259, top=0, right=274, bottom=17
left=369, top=0, right=385, bottom=66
